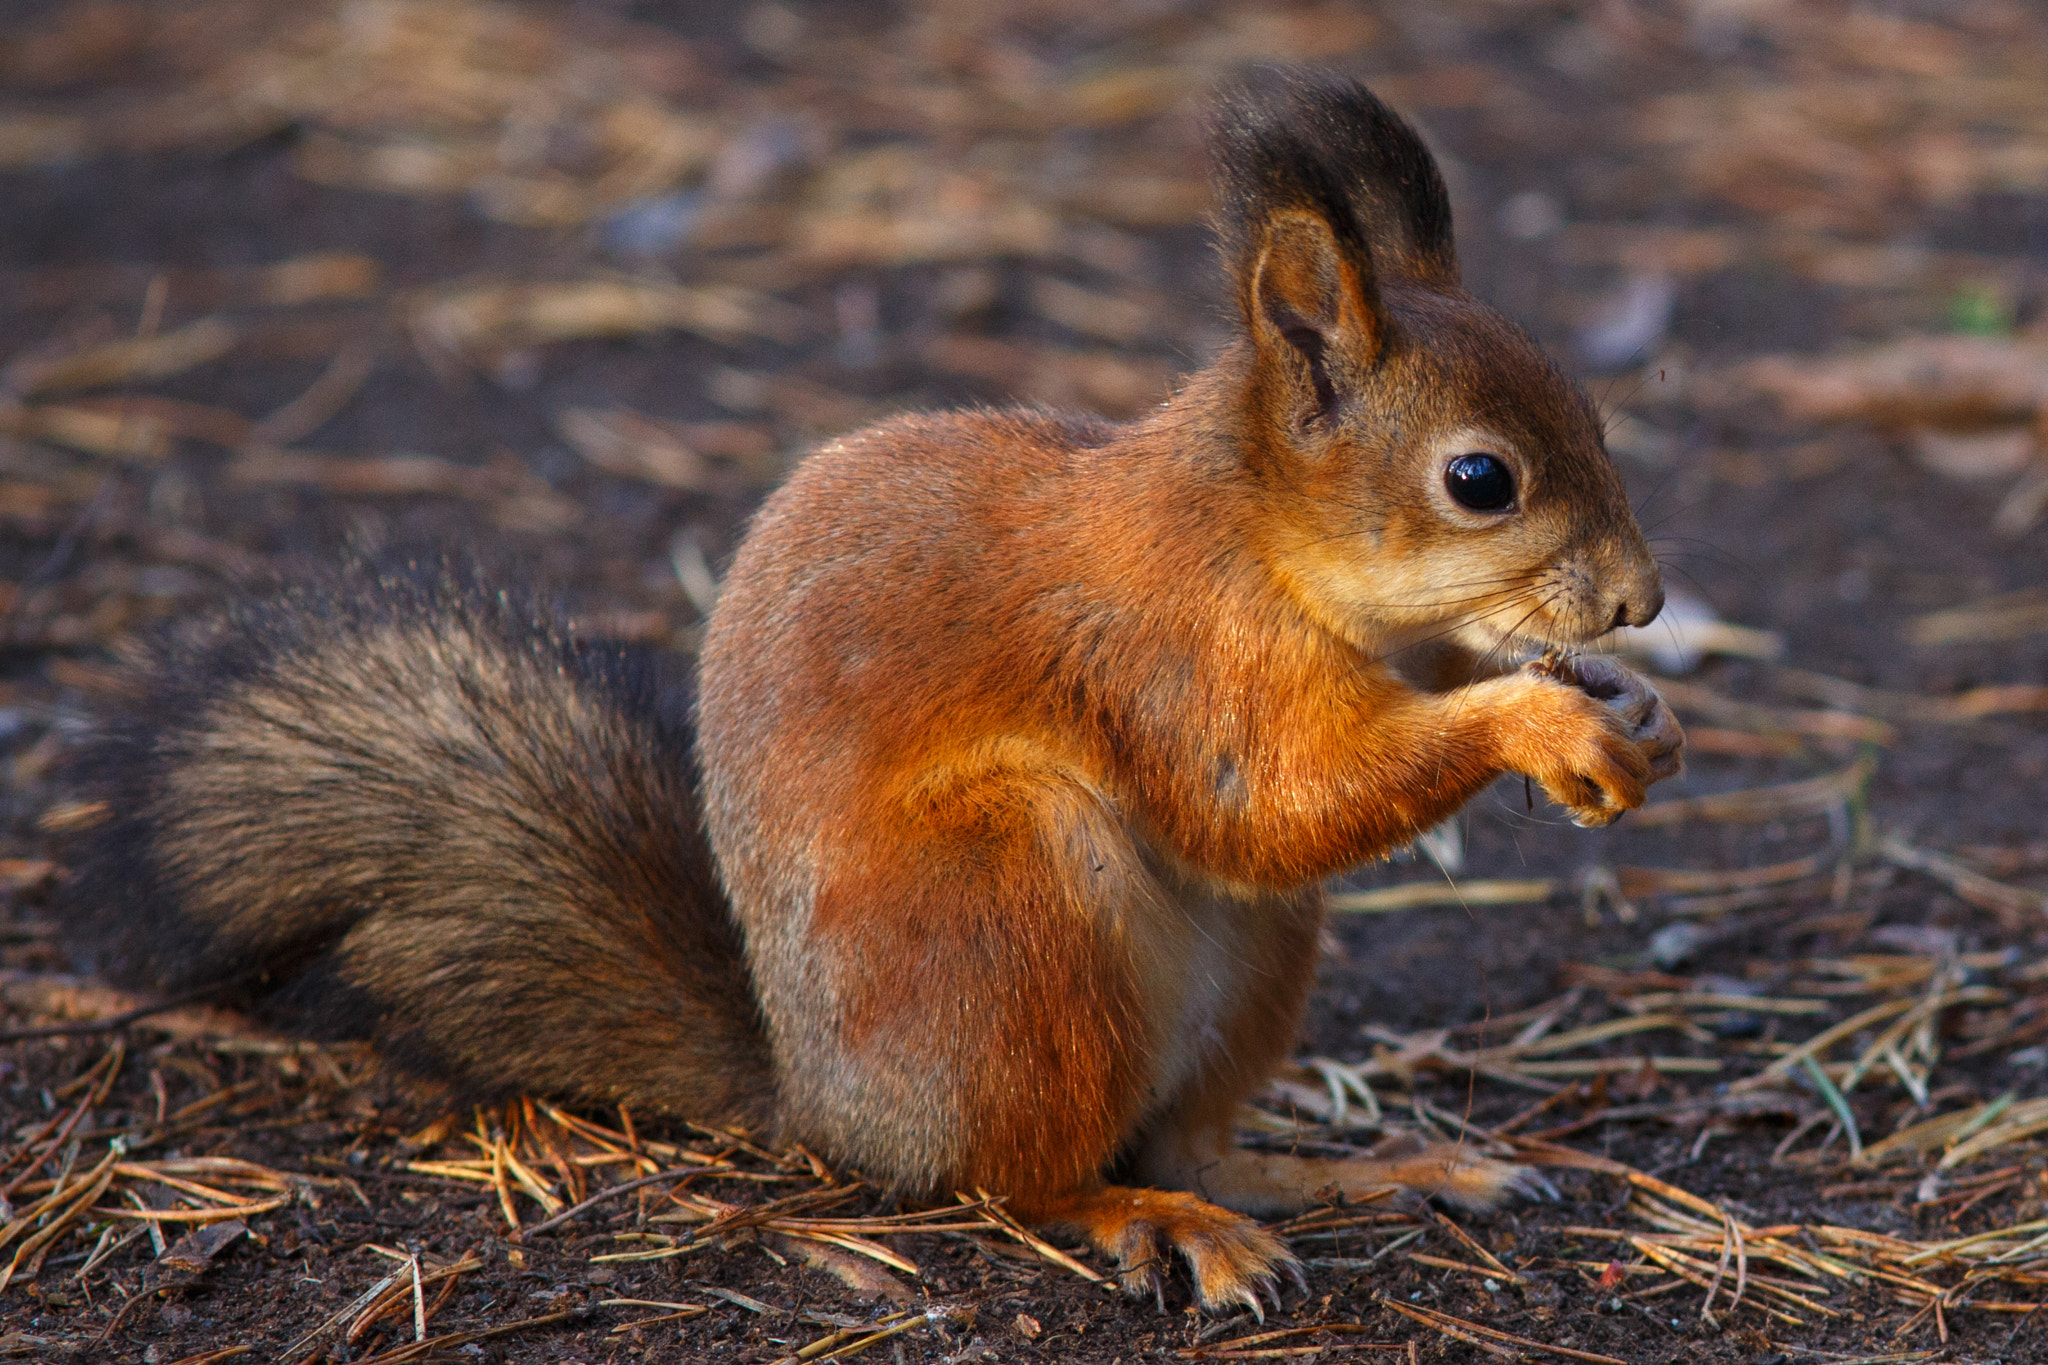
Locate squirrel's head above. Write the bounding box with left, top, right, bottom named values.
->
left=1211, top=73, right=1661, bottom=661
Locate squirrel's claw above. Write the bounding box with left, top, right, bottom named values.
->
left=1118, top=1254, right=1169, bottom=1316
left=1191, top=1237, right=1298, bottom=1318
left=1505, top=1164, right=1562, bottom=1203
left=1108, top=1238, right=1166, bottom=1306
left=1223, top=1267, right=1291, bottom=1321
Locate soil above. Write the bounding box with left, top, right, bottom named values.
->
left=2, top=2, right=2048, bottom=1362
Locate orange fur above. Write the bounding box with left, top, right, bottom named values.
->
left=699, top=78, right=1684, bottom=1312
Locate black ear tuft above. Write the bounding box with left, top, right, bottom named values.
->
left=1211, top=70, right=1457, bottom=288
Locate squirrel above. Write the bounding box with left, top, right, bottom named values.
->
left=63, top=74, right=1683, bottom=1316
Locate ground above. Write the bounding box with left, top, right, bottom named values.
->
left=3, top=1, right=2048, bottom=1362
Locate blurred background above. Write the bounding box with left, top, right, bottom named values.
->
left=0, top=0, right=2043, bottom=906
left=3, top=4, right=2048, bottom=1355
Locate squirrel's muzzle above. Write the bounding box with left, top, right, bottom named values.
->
left=1610, top=582, right=1664, bottom=632
left=1602, top=548, right=1665, bottom=633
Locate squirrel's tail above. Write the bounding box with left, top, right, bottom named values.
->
left=63, top=558, right=776, bottom=1128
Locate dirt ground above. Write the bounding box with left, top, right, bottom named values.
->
left=3, top=1, right=2048, bottom=1361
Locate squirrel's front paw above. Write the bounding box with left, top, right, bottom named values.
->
left=1558, top=655, right=1684, bottom=787
left=1506, top=657, right=1682, bottom=827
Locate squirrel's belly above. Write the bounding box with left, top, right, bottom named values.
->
left=1149, top=895, right=1242, bottom=1102
left=1128, top=867, right=1319, bottom=1117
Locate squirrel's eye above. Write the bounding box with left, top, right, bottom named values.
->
left=1445, top=453, right=1515, bottom=512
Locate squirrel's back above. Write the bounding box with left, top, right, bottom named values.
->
left=65, top=560, right=774, bottom=1126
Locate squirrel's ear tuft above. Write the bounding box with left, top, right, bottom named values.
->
left=1210, top=71, right=1458, bottom=294
left=1212, top=73, right=1456, bottom=429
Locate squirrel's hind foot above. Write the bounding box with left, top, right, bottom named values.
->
left=1359, top=1142, right=1558, bottom=1212
left=1036, top=1185, right=1299, bottom=1318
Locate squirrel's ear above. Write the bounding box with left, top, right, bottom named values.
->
left=1213, top=76, right=1459, bottom=415
left=1246, top=207, right=1385, bottom=424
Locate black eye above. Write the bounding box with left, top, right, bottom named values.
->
left=1445, top=453, right=1515, bottom=512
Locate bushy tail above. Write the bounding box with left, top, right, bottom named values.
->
left=64, top=559, right=775, bottom=1127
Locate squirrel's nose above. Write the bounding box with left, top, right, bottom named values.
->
left=1610, top=584, right=1664, bottom=632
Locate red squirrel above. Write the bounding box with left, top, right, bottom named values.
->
left=66, top=74, right=1682, bottom=1315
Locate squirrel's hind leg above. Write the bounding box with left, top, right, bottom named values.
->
left=1142, top=1135, right=1555, bottom=1219
left=1134, top=1041, right=1553, bottom=1218
left=773, top=757, right=1310, bottom=1314
left=770, top=758, right=1160, bottom=1196
left=1124, top=884, right=1553, bottom=1225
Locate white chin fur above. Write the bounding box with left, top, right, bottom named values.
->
left=1453, top=623, right=1551, bottom=663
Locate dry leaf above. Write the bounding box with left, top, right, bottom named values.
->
left=257, top=251, right=382, bottom=306
left=1728, top=333, right=2048, bottom=431
left=0, top=859, right=57, bottom=894
left=64, top=395, right=253, bottom=449
left=146, top=1220, right=248, bottom=1292
left=1631, top=758, right=1873, bottom=829
left=0, top=974, right=260, bottom=1042
left=230, top=450, right=492, bottom=498
left=0, top=114, right=89, bottom=166
left=1614, top=854, right=1833, bottom=900
left=0, top=403, right=169, bottom=461
left=3, top=317, right=237, bottom=397
left=1641, top=10, right=2048, bottom=235
left=924, top=335, right=1171, bottom=417
left=556, top=408, right=718, bottom=491
left=1908, top=588, right=2048, bottom=647
left=794, top=147, right=1060, bottom=267
left=1910, top=427, right=2036, bottom=479
left=1594, top=585, right=1782, bottom=673
left=1027, top=276, right=1155, bottom=346
left=772, top=1234, right=914, bottom=1304
left=412, top=280, right=804, bottom=367
left=1878, top=836, right=2047, bottom=922
left=1328, top=880, right=1555, bottom=914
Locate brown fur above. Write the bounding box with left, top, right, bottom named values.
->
left=68, top=75, right=1682, bottom=1317
left=68, top=564, right=775, bottom=1129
